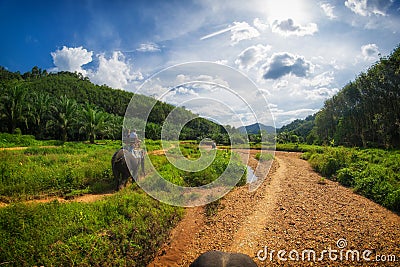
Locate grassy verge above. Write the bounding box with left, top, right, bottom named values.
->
left=148, top=143, right=247, bottom=187
left=0, top=141, right=122, bottom=202
left=302, top=146, right=400, bottom=212
left=0, top=188, right=183, bottom=266
left=0, top=133, right=64, bottom=148
left=276, top=143, right=324, bottom=153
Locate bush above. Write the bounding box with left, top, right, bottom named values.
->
left=306, top=146, right=400, bottom=212
left=337, top=168, right=357, bottom=187
left=354, top=165, right=394, bottom=206
left=0, top=133, right=40, bottom=147
left=309, top=154, right=340, bottom=178
left=385, top=189, right=400, bottom=211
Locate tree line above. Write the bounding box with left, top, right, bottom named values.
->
left=0, top=82, right=122, bottom=142
left=0, top=67, right=233, bottom=143
left=278, top=44, right=400, bottom=149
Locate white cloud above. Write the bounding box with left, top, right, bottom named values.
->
left=175, top=74, right=230, bottom=89
left=200, top=21, right=260, bottom=45
left=51, top=46, right=93, bottom=75
left=175, top=86, right=198, bottom=95
left=361, top=43, right=380, bottom=60
left=235, top=44, right=271, bottom=70
left=271, top=19, right=318, bottom=37
left=136, top=42, right=161, bottom=52
left=253, top=18, right=268, bottom=31
left=269, top=106, right=319, bottom=126
left=301, top=71, right=335, bottom=87
left=214, top=59, right=228, bottom=65
left=320, top=3, right=337, bottom=19
left=304, top=87, right=339, bottom=100
left=230, top=21, right=260, bottom=45
left=89, top=51, right=143, bottom=89
left=262, top=52, right=314, bottom=80
left=273, top=80, right=289, bottom=89
left=274, top=108, right=319, bottom=117
left=345, top=0, right=393, bottom=16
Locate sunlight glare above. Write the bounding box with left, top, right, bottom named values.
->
left=262, top=0, right=310, bottom=24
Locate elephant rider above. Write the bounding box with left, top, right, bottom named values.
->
left=128, top=129, right=141, bottom=149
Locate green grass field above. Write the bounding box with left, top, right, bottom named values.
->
left=0, top=141, right=120, bottom=202
left=0, top=188, right=183, bottom=266
left=0, top=137, right=247, bottom=266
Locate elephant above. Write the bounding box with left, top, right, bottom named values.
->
left=190, top=251, right=257, bottom=267
left=111, top=148, right=145, bottom=191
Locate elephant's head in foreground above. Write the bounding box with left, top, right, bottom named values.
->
left=190, top=251, right=257, bottom=267
left=111, top=148, right=145, bottom=190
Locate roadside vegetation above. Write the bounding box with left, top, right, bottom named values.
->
left=0, top=141, right=120, bottom=202
left=148, top=141, right=247, bottom=187
left=303, top=147, right=400, bottom=212
left=276, top=143, right=400, bottom=213
left=0, top=188, right=183, bottom=266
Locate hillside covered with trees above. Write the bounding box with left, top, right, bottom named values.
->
left=278, top=45, right=400, bottom=149
left=0, top=67, right=233, bottom=143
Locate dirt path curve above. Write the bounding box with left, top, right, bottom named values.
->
left=149, top=151, right=400, bottom=266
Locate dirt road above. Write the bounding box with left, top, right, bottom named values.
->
left=149, top=151, right=400, bottom=266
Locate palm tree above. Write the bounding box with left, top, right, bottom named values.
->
left=0, top=83, right=27, bottom=133
left=27, top=92, right=51, bottom=138
left=79, top=103, right=108, bottom=144
left=104, top=114, right=123, bottom=140
left=48, top=95, right=78, bottom=142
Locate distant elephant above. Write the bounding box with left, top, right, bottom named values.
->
left=190, top=251, right=257, bottom=267
left=111, top=148, right=145, bottom=190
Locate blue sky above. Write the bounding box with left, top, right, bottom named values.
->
left=1, top=0, right=399, bottom=127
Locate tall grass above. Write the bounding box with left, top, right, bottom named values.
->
left=304, top=146, right=400, bottom=212
left=148, top=146, right=247, bottom=187
left=276, top=143, right=324, bottom=153
left=0, top=133, right=64, bottom=148
left=0, top=189, right=183, bottom=266
left=0, top=141, right=121, bottom=201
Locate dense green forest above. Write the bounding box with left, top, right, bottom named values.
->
left=277, top=114, right=315, bottom=144
left=277, top=45, right=400, bottom=149
left=0, top=67, right=233, bottom=143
